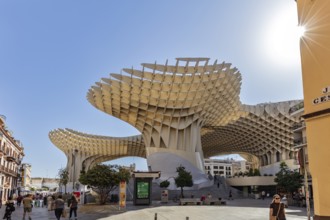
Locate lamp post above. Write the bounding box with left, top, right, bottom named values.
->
left=302, top=146, right=311, bottom=220
left=72, top=149, right=78, bottom=192
left=298, top=145, right=311, bottom=220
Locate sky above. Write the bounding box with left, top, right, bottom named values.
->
left=0, top=0, right=303, bottom=178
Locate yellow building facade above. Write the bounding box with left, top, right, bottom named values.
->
left=297, top=0, right=330, bottom=219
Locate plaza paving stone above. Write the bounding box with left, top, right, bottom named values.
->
left=0, top=198, right=312, bottom=220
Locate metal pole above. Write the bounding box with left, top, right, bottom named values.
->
left=72, top=149, right=78, bottom=192
left=302, top=147, right=311, bottom=220
left=72, top=149, right=75, bottom=191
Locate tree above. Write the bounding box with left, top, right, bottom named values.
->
left=253, top=168, right=261, bottom=176
left=58, top=168, right=69, bottom=193
left=79, top=164, right=131, bottom=205
left=174, top=165, right=193, bottom=198
left=274, top=162, right=303, bottom=195
left=248, top=168, right=254, bottom=176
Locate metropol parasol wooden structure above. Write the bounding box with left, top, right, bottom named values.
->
left=49, top=57, right=300, bottom=187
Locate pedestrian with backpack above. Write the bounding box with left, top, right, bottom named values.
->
left=3, top=196, right=15, bottom=220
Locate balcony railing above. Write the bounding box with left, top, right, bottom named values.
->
left=291, top=122, right=306, bottom=130
left=294, top=137, right=307, bottom=146
left=6, top=156, right=16, bottom=162
left=0, top=164, right=18, bottom=176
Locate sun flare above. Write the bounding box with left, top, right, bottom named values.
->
left=297, top=26, right=306, bottom=38
left=263, top=6, right=302, bottom=67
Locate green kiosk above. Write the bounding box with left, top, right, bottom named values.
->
left=132, top=171, right=161, bottom=205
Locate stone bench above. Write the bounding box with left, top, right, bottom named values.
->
left=179, top=198, right=202, bottom=205
left=203, top=198, right=227, bottom=205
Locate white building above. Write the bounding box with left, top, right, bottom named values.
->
left=0, top=115, right=25, bottom=201
left=204, top=158, right=234, bottom=177
left=204, top=158, right=256, bottom=178
left=30, top=177, right=59, bottom=191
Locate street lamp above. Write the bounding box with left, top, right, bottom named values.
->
left=72, top=149, right=78, bottom=192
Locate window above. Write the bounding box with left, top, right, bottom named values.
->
left=276, top=151, right=281, bottom=162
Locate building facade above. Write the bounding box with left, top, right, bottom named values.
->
left=20, top=163, right=32, bottom=192
left=290, top=102, right=312, bottom=198
left=30, top=177, right=59, bottom=191
left=0, top=115, right=25, bottom=202
left=297, top=1, right=330, bottom=218
left=204, top=158, right=233, bottom=177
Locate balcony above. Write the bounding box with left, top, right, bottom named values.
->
left=6, top=156, right=16, bottom=162
left=0, top=165, right=18, bottom=177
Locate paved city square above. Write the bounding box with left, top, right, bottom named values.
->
left=0, top=198, right=312, bottom=220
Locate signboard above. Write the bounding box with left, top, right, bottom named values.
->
left=137, top=181, right=149, bottom=199
left=133, top=172, right=161, bottom=178
left=312, top=86, right=330, bottom=105
left=119, top=181, right=126, bottom=208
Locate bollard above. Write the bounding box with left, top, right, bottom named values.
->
left=186, top=217, right=189, bottom=220
left=154, top=213, right=157, bottom=220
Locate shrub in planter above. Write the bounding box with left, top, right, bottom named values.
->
left=160, top=180, right=170, bottom=188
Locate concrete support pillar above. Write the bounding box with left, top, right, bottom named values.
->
left=267, top=152, right=272, bottom=165
left=67, top=149, right=88, bottom=183
left=281, top=149, right=287, bottom=161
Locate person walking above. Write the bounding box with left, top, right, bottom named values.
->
left=16, top=195, right=23, bottom=207
left=22, top=194, right=33, bottom=220
left=69, top=195, right=78, bottom=220
left=261, top=190, right=266, bottom=200
left=269, top=194, right=286, bottom=220
left=38, top=195, right=43, bottom=208
left=228, top=190, right=233, bottom=200
left=54, top=195, right=65, bottom=220
left=3, top=196, right=15, bottom=220
left=47, top=195, right=53, bottom=211
left=43, top=195, right=47, bottom=208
